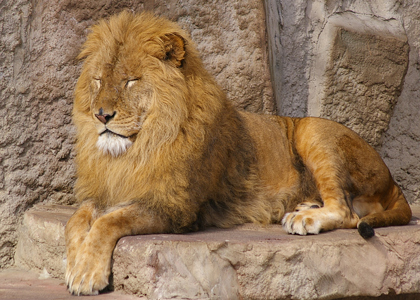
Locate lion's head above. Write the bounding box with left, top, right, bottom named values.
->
left=73, top=11, right=227, bottom=205
left=74, top=11, right=220, bottom=159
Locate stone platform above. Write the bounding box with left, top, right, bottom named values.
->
left=11, top=204, right=420, bottom=299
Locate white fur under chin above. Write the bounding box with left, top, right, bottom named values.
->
left=96, top=133, right=133, bottom=157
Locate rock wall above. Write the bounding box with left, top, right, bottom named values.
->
left=380, top=0, right=420, bottom=205
left=264, top=0, right=420, bottom=203
left=308, top=12, right=408, bottom=148
left=0, top=0, right=78, bottom=268
left=0, top=0, right=273, bottom=268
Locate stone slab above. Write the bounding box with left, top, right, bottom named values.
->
left=14, top=205, right=74, bottom=279
left=14, top=204, right=420, bottom=299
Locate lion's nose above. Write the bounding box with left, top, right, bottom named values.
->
left=95, top=108, right=116, bottom=124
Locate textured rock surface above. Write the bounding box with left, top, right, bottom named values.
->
left=308, top=12, right=408, bottom=148
left=263, top=0, right=311, bottom=117
left=0, top=0, right=78, bottom=268
left=0, top=0, right=272, bottom=268
left=15, top=204, right=420, bottom=299
left=380, top=0, right=420, bottom=205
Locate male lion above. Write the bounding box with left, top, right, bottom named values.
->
left=65, top=11, right=412, bottom=295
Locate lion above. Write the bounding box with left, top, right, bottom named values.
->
left=65, top=11, right=412, bottom=295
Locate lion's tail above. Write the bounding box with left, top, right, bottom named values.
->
left=357, top=184, right=412, bottom=239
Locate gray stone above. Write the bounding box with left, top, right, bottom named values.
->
left=14, top=204, right=420, bottom=299
left=308, top=12, right=409, bottom=148
left=263, top=0, right=311, bottom=117
left=380, top=0, right=420, bottom=205
left=262, top=0, right=283, bottom=112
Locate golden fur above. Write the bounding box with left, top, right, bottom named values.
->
left=65, top=11, right=412, bottom=295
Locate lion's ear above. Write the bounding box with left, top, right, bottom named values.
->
left=162, top=33, right=186, bottom=68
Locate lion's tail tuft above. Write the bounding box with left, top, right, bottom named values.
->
left=357, top=185, right=412, bottom=239
left=357, top=221, right=375, bottom=239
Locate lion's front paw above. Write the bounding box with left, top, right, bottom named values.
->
left=65, top=252, right=111, bottom=295
left=282, top=210, right=322, bottom=235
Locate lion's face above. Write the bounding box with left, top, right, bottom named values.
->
left=89, top=57, right=153, bottom=157
left=74, top=12, right=189, bottom=157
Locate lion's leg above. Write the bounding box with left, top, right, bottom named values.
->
left=65, top=201, right=96, bottom=285
left=66, top=203, right=169, bottom=296
left=282, top=120, right=360, bottom=235
left=282, top=158, right=359, bottom=235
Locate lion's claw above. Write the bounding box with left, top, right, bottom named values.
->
left=65, top=259, right=109, bottom=296
left=66, top=270, right=104, bottom=295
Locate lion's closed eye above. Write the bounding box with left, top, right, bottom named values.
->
left=125, top=79, right=139, bottom=88
left=93, top=78, right=101, bottom=89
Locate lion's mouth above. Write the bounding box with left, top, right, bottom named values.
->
left=100, top=129, right=129, bottom=139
